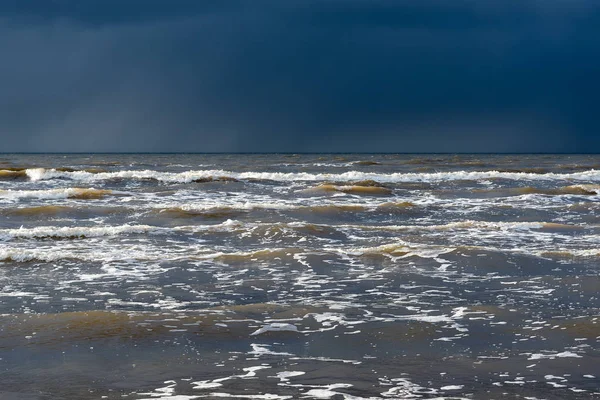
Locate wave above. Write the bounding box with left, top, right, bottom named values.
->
left=552, top=184, right=599, bottom=195
left=473, top=185, right=600, bottom=197
left=496, top=168, right=549, bottom=174
left=190, top=219, right=576, bottom=239
left=0, top=214, right=582, bottom=243
left=230, top=221, right=345, bottom=240
left=0, top=224, right=156, bottom=241
left=21, top=168, right=600, bottom=184
left=424, top=221, right=580, bottom=231
left=2, top=238, right=598, bottom=266
left=454, top=245, right=600, bottom=260
left=0, top=248, right=74, bottom=263
left=302, top=184, right=392, bottom=196
left=192, top=176, right=239, bottom=183
left=149, top=202, right=396, bottom=216
left=0, top=188, right=115, bottom=200
left=344, top=243, right=456, bottom=259
left=1, top=167, right=108, bottom=181
left=538, top=249, right=600, bottom=259
left=375, top=201, right=417, bottom=212
left=346, top=220, right=584, bottom=233
left=1, top=205, right=73, bottom=216
left=0, top=245, right=293, bottom=264
left=353, top=160, right=381, bottom=166
left=0, top=169, right=28, bottom=180
left=0, top=205, right=125, bottom=217
left=301, top=204, right=368, bottom=213
left=154, top=206, right=247, bottom=219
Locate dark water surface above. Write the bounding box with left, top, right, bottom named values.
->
left=1, top=154, right=599, bottom=399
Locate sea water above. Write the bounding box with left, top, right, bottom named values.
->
left=0, top=154, right=599, bottom=399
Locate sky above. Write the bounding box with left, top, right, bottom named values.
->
left=1, top=0, right=599, bottom=153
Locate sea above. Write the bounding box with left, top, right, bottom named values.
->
left=0, top=153, right=599, bottom=399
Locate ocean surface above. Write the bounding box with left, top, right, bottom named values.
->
left=1, top=153, right=599, bottom=400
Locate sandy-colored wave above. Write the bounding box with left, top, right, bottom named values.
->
left=55, top=167, right=107, bottom=173
left=68, top=188, right=114, bottom=199
left=303, top=184, right=393, bottom=196
left=1, top=167, right=107, bottom=180
left=472, top=185, right=600, bottom=197
left=2, top=205, right=74, bottom=216
left=247, top=222, right=345, bottom=240
left=0, top=169, right=28, bottom=180
left=1, top=205, right=125, bottom=217
left=0, top=188, right=114, bottom=200
left=519, top=185, right=599, bottom=196
left=375, top=201, right=417, bottom=212
left=538, top=249, right=600, bottom=259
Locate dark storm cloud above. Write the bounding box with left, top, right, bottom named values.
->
left=0, top=0, right=599, bottom=152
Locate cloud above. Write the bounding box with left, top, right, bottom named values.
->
left=0, top=1, right=598, bottom=152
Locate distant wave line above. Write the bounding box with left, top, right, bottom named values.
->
left=17, top=168, right=600, bottom=183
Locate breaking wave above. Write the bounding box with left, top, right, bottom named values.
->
left=21, top=167, right=600, bottom=184
left=0, top=224, right=157, bottom=240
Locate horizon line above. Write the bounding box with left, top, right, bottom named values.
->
left=1, top=152, right=599, bottom=155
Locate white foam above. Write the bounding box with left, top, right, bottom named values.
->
left=192, top=381, right=222, bottom=389
left=301, top=384, right=354, bottom=399
left=197, top=394, right=291, bottom=399
left=250, top=323, right=298, bottom=336
left=528, top=351, right=583, bottom=360
left=138, top=382, right=199, bottom=400
left=275, top=371, right=305, bottom=382
left=23, top=168, right=600, bottom=184
left=249, top=344, right=293, bottom=356
left=440, top=385, right=464, bottom=390
left=344, top=242, right=456, bottom=259
left=0, top=224, right=157, bottom=240
left=0, top=248, right=65, bottom=262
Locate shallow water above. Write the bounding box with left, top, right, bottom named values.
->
left=0, top=154, right=599, bottom=399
